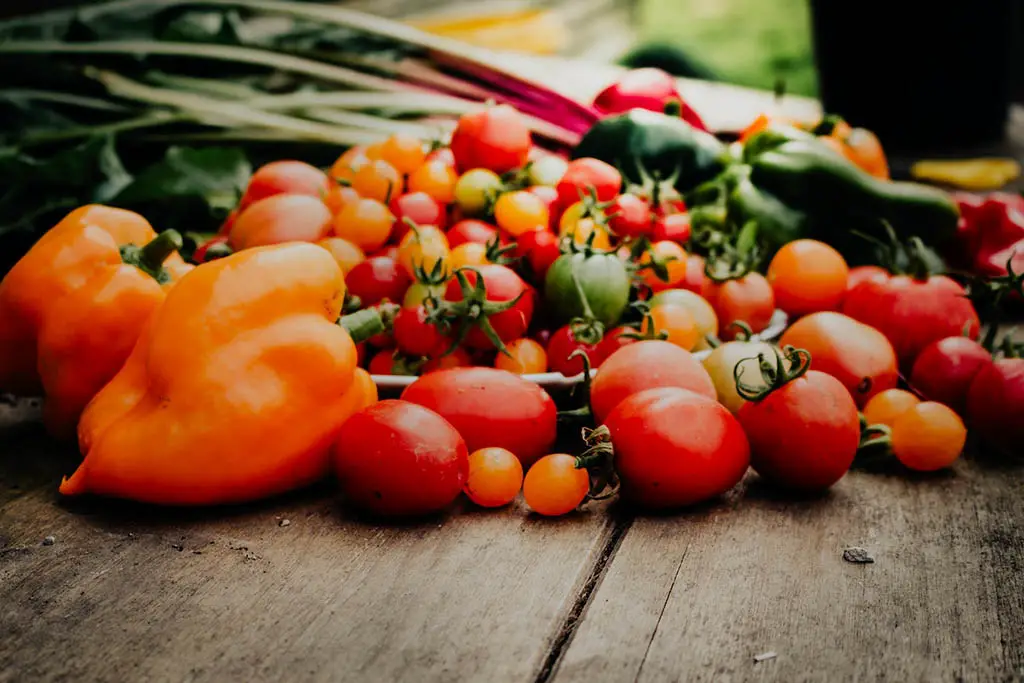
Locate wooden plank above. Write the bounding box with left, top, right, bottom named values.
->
left=552, top=463, right=1024, bottom=682
left=0, top=412, right=617, bottom=683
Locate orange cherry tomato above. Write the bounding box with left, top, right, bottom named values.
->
left=890, top=401, right=966, bottom=471
left=351, top=160, right=402, bottom=203
left=408, top=160, right=458, bottom=204
left=767, top=239, right=849, bottom=318
left=322, top=184, right=360, bottom=215
left=559, top=217, right=611, bottom=250
left=642, top=303, right=700, bottom=351
left=330, top=147, right=371, bottom=183
left=449, top=241, right=489, bottom=270
left=495, top=338, right=547, bottom=375
left=317, top=237, right=366, bottom=275
left=464, top=447, right=524, bottom=508
left=862, top=389, right=921, bottom=429
left=333, top=198, right=394, bottom=252
left=378, top=134, right=427, bottom=175
left=844, top=127, right=889, bottom=179
left=701, top=272, right=775, bottom=338
left=640, top=240, right=688, bottom=290
left=228, top=194, right=333, bottom=250
left=494, top=190, right=548, bottom=237
left=422, top=347, right=472, bottom=373
left=397, top=224, right=450, bottom=278
left=364, top=142, right=385, bottom=160
left=523, top=453, right=590, bottom=516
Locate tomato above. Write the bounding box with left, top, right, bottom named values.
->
left=454, top=168, right=504, bottom=216
left=444, top=220, right=494, bottom=249
left=736, top=362, right=859, bottom=492
left=842, top=273, right=981, bottom=368
left=407, top=160, right=458, bottom=204
left=701, top=339, right=779, bottom=414
left=333, top=198, right=395, bottom=252
left=766, top=239, right=849, bottom=318
left=449, top=242, right=490, bottom=270
left=494, top=190, right=548, bottom=237
left=364, top=142, right=385, bottom=160
left=651, top=212, right=692, bottom=245
left=330, top=147, right=370, bottom=182
left=425, top=146, right=455, bottom=167
left=322, top=183, right=360, bottom=215
left=590, top=340, right=715, bottom=423
left=332, top=400, right=468, bottom=517
left=862, top=388, right=920, bottom=429
left=641, top=303, right=700, bottom=351
left=527, top=155, right=568, bottom=187
left=559, top=216, right=612, bottom=250
left=527, top=185, right=561, bottom=229
left=681, top=253, right=706, bottom=294
left=640, top=240, right=688, bottom=291
left=450, top=103, right=531, bottom=174
left=401, top=366, right=557, bottom=466
left=556, top=157, right=621, bottom=207
left=397, top=224, right=450, bottom=278
left=402, top=278, right=444, bottom=307
left=701, top=272, right=775, bottom=339
left=846, top=265, right=888, bottom=293
left=422, top=347, right=473, bottom=373
left=350, top=159, right=402, bottom=203
left=345, top=255, right=411, bottom=305
left=603, top=387, right=750, bottom=508
left=647, top=288, right=718, bottom=351
left=909, top=336, right=992, bottom=415
left=779, top=311, right=898, bottom=407
left=465, top=447, right=524, bottom=508
left=389, top=191, right=446, bottom=242
left=192, top=235, right=231, bottom=263
left=229, top=194, right=333, bottom=250
left=594, top=325, right=637, bottom=361
left=495, top=337, right=547, bottom=374
left=523, top=453, right=590, bottom=516
left=890, top=402, right=966, bottom=471
left=546, top=325, right=601, bottom=376
left=392, top=305, right=448, bottom=358
left=239, top=160, right=332, bottom=210
left=366, top=301, right=399, bottom=349
left=317, top=237, right=365, bottom=275
left=544, top=251, right=631, bottom=328
left=966, top=357, right=1024, bottom=457
left=515, top=228, right=561, bottom=281
left=368, top=348, right=397, bottom=375
left=378, top=133, right=427, bottom=175
left=442, top=265, right=533, bottom=350
left=607, top=193, right=653, bottom=239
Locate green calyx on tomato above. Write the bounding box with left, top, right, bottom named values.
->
left=544, top=244, right=631, bottom=340
left=484, top=235, right=518, bottom=266
left=733, top=344, right=812, bottom=403
left=426, top=267, right=526, bottom=357
left=404, top=259, right=450, bottom=308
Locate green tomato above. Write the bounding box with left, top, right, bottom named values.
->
left=527, top=156, right=568, bottom=187
left=402, top=280, right=446, bottom=308
left=702, top=340, right=779, bottom=414
left=454, top=168, right=503, bottom=216
left=544, top=251, right=631, bottom=328
left=649, top=288, right=719, bottom=351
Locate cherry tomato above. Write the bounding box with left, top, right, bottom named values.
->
left=846, top=264, right=888, bottom=293
left=389, top=191, right=446, bottom=242
left=966, top=357, right=1024, bottom=457
left=397, top=224, right=449, bottom=278
left=779, top=311, right=899, bottom=407
left=330, top=147, right=370, bottom=182
left=449, top=242, right=490, bottom=270
left=317, top=237, right=365, bottom=275
left=422, top=347, right=473, bottom=373
left=590, top=340, right=715, bottom=423
left=546, top=325, right=601, bottom=376
left=527, top=155, right=568, bottom=187
left=332, top=400, right=468, bottom=517
left=447, top=219, right=499, bottom=248
left=647, top=288, right=719, bottom=351
left=862, top=389, right=920, bottom=429
left=495, top=338, right=547, bottom=375
left=681, top=253, right=706, bottom=294
left=364, top=142, right=385, bottom=160
left=642, top=303, right=700, bottom=351
left=402, top=366, right=558, bottom=466
left=890, top=402, right=966, bottom=471
left=366, top=301, right=398, bottom=349
left=239, top=160, right=332, bottom=210
left=515, top=228, right=561, bottom=281
left=594, top=325, right=637, bottom=361
left=701, top=272, right=775, bottom=339
left=523, top=453, right=590, bottom=516
left=229, top=194, right=333, bottom=250
left=910, top=336, right=992, bottom=415
left=450, top=103, right=531, bottom=174
left=322, top=183, right=360, bottom=215
left=640, top=240, right=688, bottom=291
left=700, top=339, right=779, bottom=414
left=378, top=133, right=426, bottom=175
left=556, top=157, right=621, bottom=207
left=607, top=193, right=653, bottom=239
left=345, top=255, right=411, bottom=305
left=604, top=387, right=750, bottom=508
left=559, top=217, right=612, bottom=250
left=350, top=159, right=402, bottom=203
left=442, top=265, right=533, bottom=350
left=407, top=160, right=458, bottom=204
left=393, top=305, right=448, bottom=358
left=425, top=146, right=456, bottom=167
left=766, top=239, right=849, bottom=318
left=454, top=168, right=504, bottom=216
left=651, top=212, right=691, bottom=245
left=465, top=447, right=524, bottom=508
left=333, top=198, right=394, bottom=252
left=368, top=348, right=397, bottom=375
left=527, top=185, right=560, bottom=230
left=494, top=190, right=548, bottom=237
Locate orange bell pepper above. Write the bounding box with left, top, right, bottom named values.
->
left=0, top=205, right=192, bottom=440
left=61, top=242, right=381, bottom=506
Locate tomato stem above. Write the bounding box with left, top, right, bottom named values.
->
left=567, top=257, right=606, bottom=346
left=338, top=308, right=385, bottom=344
left=427, top=267, right=524, bottom=357
left=733, top=345, right=811, bottom=402
left=578, top=425, right=619, bottom=500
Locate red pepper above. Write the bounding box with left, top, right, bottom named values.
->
left=951, top=192, right=1024, bottom=278
left=592, top=68, right=708, bottom=132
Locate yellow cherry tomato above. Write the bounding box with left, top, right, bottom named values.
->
left=495, top=338, right=548, bottom=375
left=642, top=303, right=700, bottom=351
left=449, top=241, right=490, bottom=270
left=494, top=190, right=548, bottom=237
left=454, top=168, right=503, bottom=216
left=378, top=133, right=427, bottom=175
left=398, top=224, right=450, bottom=278
left=407, top=160, right=458, bottom=204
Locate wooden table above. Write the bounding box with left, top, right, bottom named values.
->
left=3, top=59, right=1024, bottom=683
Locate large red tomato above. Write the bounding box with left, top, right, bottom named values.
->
left=450, top=104, right=531, bottom=174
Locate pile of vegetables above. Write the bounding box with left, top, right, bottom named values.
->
left=1, top=0, right=1021, bottom=519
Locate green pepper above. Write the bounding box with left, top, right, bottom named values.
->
left=573, top=108, right=728, bottom=194
left=725, top=165, right=808, bottom=248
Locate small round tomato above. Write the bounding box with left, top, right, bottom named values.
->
left=317, top=237, right=365, bottom=275
left=364, top=142, right=385, bottom=160
left=527, top=155, right=568, bottom=187
left=229, top=194, right=333, bottom=250
left=515, top=228, right=561, bottom=281
left=890, top=401, right=966, bottom=471
left=702, top=339, right=782, bottom=416
left=766, top=239, right=849, bottom=318
left=559, top=217, right=612, bottom=250
left=449, top=242, right=490, bottom=270
left=910, top=336, right=992, bottom=415
left=332, top=400, right=468, bottom=517
left=494, top=190, right=548, bottom=237
left=523, top=453, right=590, bottom=516
left=603, top=387, right=750, bottom=508
left=330, top=147, right=370, bottom=183
left=422, top=347, right=473, bottom=373
left=590, top=340, right=715, bottom=423
left=239, top=160, right=332, bottom=210
left=701, top=272, right=775, bottom=339
left=647, top=288, right=718, bottom=351
left=378, top=133, right=426, bottom=175
left=642, top=303, right=700, bottom=351
left=345, top=255, right=411, bottom=305
left=407, top=160, right=458, bottom=204
left=556, top=157, right=621, bottom=207
left=651, top=212, right=691, bottom=245
left=607, top=193, right=652, bottom=239
left=527, top=185, right=560, bottom=229
left=862, top=388, right=920, bottom=429
left=397, top=224, right=450, bottom=278
left=594, top=325, right=637, bottom=361
left=450, top=104, right=531, bottom=174
left=495, top=337, right=547, bottom=374
left=351, top=159, right=402, bottom=203
left=546, top=325, right=601, bottom=376
left=681, top=253, right=706, bottom=294
left=966, top=357, right=1024, bottom=457
left=393, top=305, right=448, bottom=358
left=447, top=219, right=498, bottom=248
left=333, top=198, right=394, bottom=252
left=322, top=183, right=360, bottom=215
left=640, top=240, right=688, bottom=291
left=389, top=191, right=446, bottom=242
left=465, top=447, right=524, bottom=508
left=544, top=251, right=631, bottom=329
left=454, top=168, right=504, bottom=216
left=442, top=265, right=533, bottom=350
left=368, top=348, right=397, bottom=375
left=425, top=146, right=455, bottom=167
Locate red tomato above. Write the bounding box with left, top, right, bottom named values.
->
left=589, top=340, right=715, bottom=423
left=842, top=273, right=981, bottom=368
left=546, top=325, right=601, bottom=376
left=910, top=336, right=992, bottom=415
left=556, top=158, right=622, bottom=207
left=701, top=272, right=775, bottom=338
left=527, top=185, right=560, bottom=230
left=603, top=387, right=750, bottom=508
left=368, top=349, right=396, bottom=375
left=389, top=192, right=446, bottom=242
left=595, top=325, right=637, bottom=361
left=447, top=219, right=499, bottom=248
left=651, top=212, right=691, bottom=245
left=515, top=229, right=561, bottom=281
left=332, top=400, right=468, bottom=517
left=425, top=146, right=456, bottom=167
left=449, top=104, right=531, bottom=174
left=229, top=194, right=333, bottom=250
left=779, top=311, right=899, bottom=407
left=846, top=265, right=888, bottom=293
left=401, top=367, right=558, bottom=467
left=443, top=265, right=533, bottom=350
left=239, top=160, right=332, bottom=210
left=345, top=255, right=411, bottom=306
left=737, top=367, right=859, bottom=492
left=966, top=357, right=1024, bottom=457
left=680, top=253, right=706, bottom=294
left=392, top=305, right=449, bottom=358
left=607, top=193, right=653, bottom=239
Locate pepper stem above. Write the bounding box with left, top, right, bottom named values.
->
left=733, top=345, right=811, bottom=402
left=338, top=308, right=385, bottom=344
left=120, top=229, right=183, bottom=284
